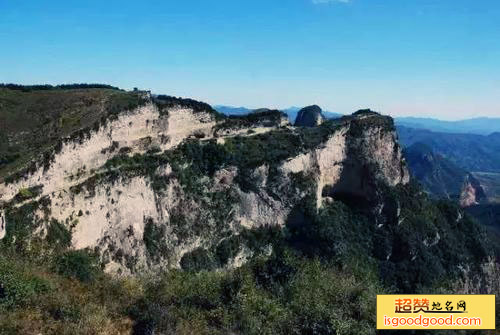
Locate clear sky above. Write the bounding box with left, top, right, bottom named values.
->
left=1, top=0, right=499, bottom=120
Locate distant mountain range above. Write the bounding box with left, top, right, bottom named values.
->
left=395, top=117, right=500, bottom=135
left=398, top=126, right=500, bottom=211
left=403, top=143, right=473, bottom=200
left=397, top=126, right=500, bottom=173
left=216, top=106, right=500, bottom=135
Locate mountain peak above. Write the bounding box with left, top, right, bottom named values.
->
left=353, top=109, right=380, bottom=116
left=294, top=105, right=324, bottom=127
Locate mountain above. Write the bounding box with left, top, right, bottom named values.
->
left=467, top=204, right=500, bottom=227
left=399, top=126, right=500, bottom=206
left=213, top=111, right=500, bottom=136
left=213, top=105, right=253, bottom=116
left=0, top=94, right=410, bottom=275
left=215, top=105, right=342, bottom=124
left=0, top=85, right=496, bottom=334
left=395, top=116, right=500, bottom=135
left=397, top=126, right=500, bottom=173
left=0, top=84, right=145, bottom=179
left=282, top=106, right=302, bottom=123
left=466, top=203, right=500, bottom=255
left=403, top=142, right=466, bottom=199
left=471, top=172, right=500, bottom=203
left=294, top=105, right=324, bottom=127
left=403, top=143, right=486, bottom=206
left=282, top=107, right=342, bottom=124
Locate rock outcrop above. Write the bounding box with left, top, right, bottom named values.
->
left=294, top=105, right=324, bottom=127
left=0, top=210, right=5, bottom=240
left=460, top=174, right=486, bottom=207
left=0, top=97, right=409, bottom=274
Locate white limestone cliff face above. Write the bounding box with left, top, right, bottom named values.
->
left=234, top=165, right=291, bottom=228
left=50, top=176, right=158, bottom=274
left=40, top=163, right=291, bottom=274
left=281, top=129, right=348, bottom=208
left=347, top=125, right=409, bottom=187
left=281, top=120, right=409, bottom=208
left=0, top=104, right=216, bottom=204
left=0, top=106, right=409, bottom=274
left=42, top=172, right=217, bottom=274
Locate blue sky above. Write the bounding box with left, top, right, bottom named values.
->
left=1, top=0, right=499, bottom=120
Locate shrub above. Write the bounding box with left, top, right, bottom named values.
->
left=285, top=259, right=376, bottom=335
left=215, top=236, right=242, bottom=266
left=2, top=202, right=41, bottom=253
left=153, top=95, right=221, bottom=119
left=252, top=253, right=296, bottom=293
left=53, top=250, right=100, bottom=282
left=46, top=219, right=72, bottom=250
left=143, top=218, right=169, bottom=261
left=0, top=258, right=51, bottom=308
left=18, top=188, right=33, bottom=198
left=180, top=248, right=217, bottom=272
left=14, top=186, right=42, bottom=202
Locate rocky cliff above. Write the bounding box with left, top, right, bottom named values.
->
left=0, top=87, right=496, bottom=335
left=0, top=93, right=409, bottom=275
left=294, top=105, right=325, bottom=127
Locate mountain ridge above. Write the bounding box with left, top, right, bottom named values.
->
left=396, top=116, right=500, bottom=135
left=0, top=84, right=496, bottom=334
left=397, top=125, right=500, bottom=173
left=216, top=104, right=500, bottom=135
left=0, top=91, right=410, bottom=274
left=214, top=105, right=343, bottom=124
left=403, top=142, right=486, bottom=206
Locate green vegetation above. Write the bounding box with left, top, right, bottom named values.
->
left=0, top=257, right=52, bottom=309
left=53, top=250, right=101, bottom=283
left=214, top=109, right=286, bottom=132
left=129, top=253, right=379, bottom=335
left=13, top=186, right=43, bottom=203
left=0, top=254, right=138, bottom=334
left=287, top=183, right=492, bottom=292
left=0, top=83, right=121, bottom=91
left=7, top=186, right=45, bottom=209
left=215, top=235, right=242, bottom=266
left=0, top=248, right=381, bottom=335
left=17, top=188, right=34, bottom=199
left=0, top=192, right=386, bottom=335
left=143, top=218, right=170, bottom=261
left=154, top=94, right=224, bottom=119
left=180, top=247, right=218, bottom=272
left=45, top=219, right=72, bottom=250
left=344, top=111, right=395, bottom=136
left=0, top=178, right=495, bottom=334
left=2, top=201, right=44, bottom=254
left=0, top=85, right=147, bottom=182
left=0, top=88, right=496, bottom=333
